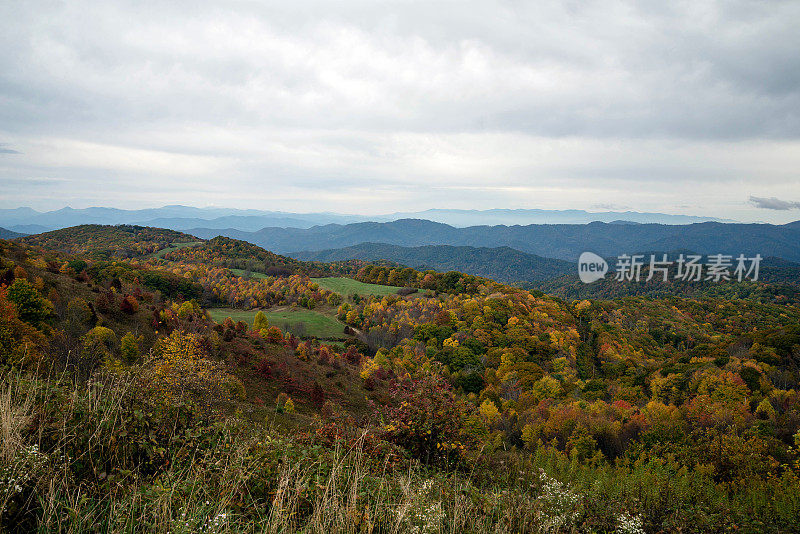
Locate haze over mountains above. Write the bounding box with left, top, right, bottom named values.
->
left=0, top=205, right=729, bottom=234
left=3, top=205, right=800, bottom=287
left=191, top=219, right=800, bottom=262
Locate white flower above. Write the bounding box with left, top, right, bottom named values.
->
left=616, top=511, right=646, bottom=534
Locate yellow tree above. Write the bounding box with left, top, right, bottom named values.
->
left=139, top=330, right=244, bottom=416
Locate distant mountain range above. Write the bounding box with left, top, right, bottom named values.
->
left=0, top=205, right=730, bottom=233
left=0, top=206, right=365, bottom=232
left=189, top=219, right=800, bottom=262
left=382, top=208, right=733, bottom=226
left=6, top=207, right=800, bottom=285
left=292, top=243, right=574, bottom=283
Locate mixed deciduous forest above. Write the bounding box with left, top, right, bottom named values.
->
left=2, top=225, right=800, bottom=533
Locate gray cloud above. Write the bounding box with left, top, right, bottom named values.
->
left=0, top=144, right=19, bottom=154
left=750, top=196, right=800, bottom=210
left=0, top=1, right=798, bottom=221
left=1, top=1, right=798, bottom=140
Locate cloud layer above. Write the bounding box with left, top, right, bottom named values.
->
left=0, top=1, right=798, bottom=221
left=750, top=196, right=800, bottom=210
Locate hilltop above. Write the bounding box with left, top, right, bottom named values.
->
left=0, top=226, right=25, bottom=239
left=19, top=224, right=200, bottom=259
left=161, top=235, right=316, bottom=276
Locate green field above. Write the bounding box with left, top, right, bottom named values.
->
left=312, top=277, right=403, bottom=297
left=150, top=241, right=201, bottom=259
left=230, top=268, right=269, bottom=279
left=206, top=307, right=347, bottom=339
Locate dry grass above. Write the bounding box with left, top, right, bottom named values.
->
left=0, top=371, right=554, bottom=533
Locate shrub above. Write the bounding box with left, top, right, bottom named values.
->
left=120, top=332, right=140, bottom=362
left=120, top=295, right=139, bottom=314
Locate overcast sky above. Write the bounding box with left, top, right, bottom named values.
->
left=1, top=0, right=799, bottom=222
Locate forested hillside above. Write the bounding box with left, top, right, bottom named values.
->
left=19, top=224, right=200, bottom=259
left=3, top=225, right=800, bottom=532
left=292, top=243, right=574, bottom=282
left=0, top=227, right=24, bottom=239
left=534, top=255, right=800, bottom=303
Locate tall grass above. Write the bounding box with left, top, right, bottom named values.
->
left=1, top=371, right=798, bottom=533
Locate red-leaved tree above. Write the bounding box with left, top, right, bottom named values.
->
left=377, top=374, right=474, bottom=465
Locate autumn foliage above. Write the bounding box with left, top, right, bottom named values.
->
left=378, top=374, right=475, bottom=465
left=138, top=330, right=244, bottom=416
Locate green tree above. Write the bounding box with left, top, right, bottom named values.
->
left=0, top=286, right=45, bottom=368
left=7, top=279, right=51, bottom=329
left=120, top=331, right=140, bottom=362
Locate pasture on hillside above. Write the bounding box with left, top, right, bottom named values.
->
left=149, top=240, right=201, bottom=259
left=207, top=306, right=347, bottom=339
left=230, top=268, right=269, bottom=279
left=312, top=276, right=404, bottom=297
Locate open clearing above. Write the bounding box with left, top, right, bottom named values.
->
left=207, top=306, right=347, bottom=339
left=312, top=277, right=403, bottom=297
left=230, top=268, right=269, bottom=279
left=149, top=241, right=201, bottom=259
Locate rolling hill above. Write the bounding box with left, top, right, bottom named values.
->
left=161, top=235, right=317, bottom=276
left=5, top=222, right=800, bottom=531
left=0, top=226, right=25, bottom=239
left=531, top=254, right=800, bottom=303
left=19, top=224, right=201, bottom=259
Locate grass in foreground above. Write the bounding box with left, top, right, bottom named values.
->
left=4, top=372, right=799, bottom=533
left=207, top=307, right=347, bottom=339
left=312, top=277, right=404, bottom=297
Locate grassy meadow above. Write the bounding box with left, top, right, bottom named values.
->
left=312, top=276, right=404, bottom=297
left=229, top=268, right=269, bottom=279
left=207, top=306, right=347, bottom=339
left=149, top=240, right=201, bottom=259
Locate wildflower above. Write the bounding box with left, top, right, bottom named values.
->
left=616, top=511, right=645, bottom=534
